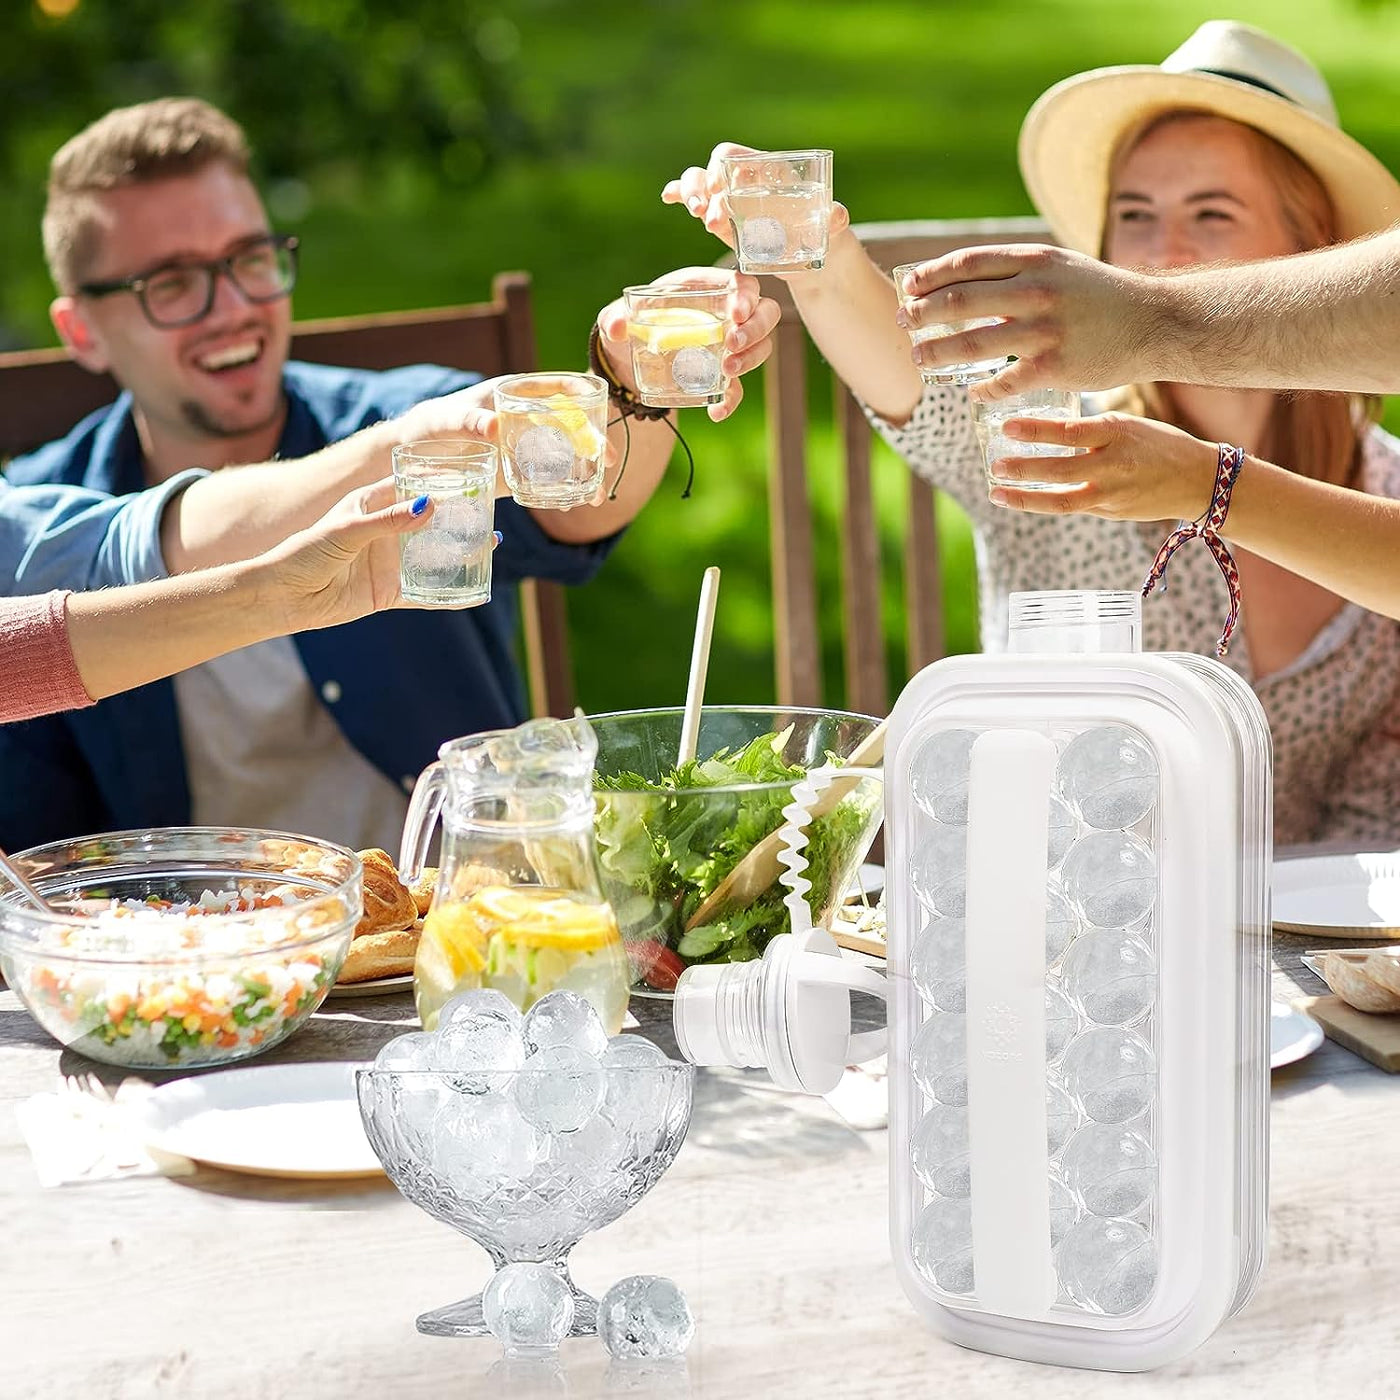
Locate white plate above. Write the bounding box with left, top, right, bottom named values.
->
left=131, top=1062, right=382, bottom=1179
left=1271, top=1001, right=1324, bottom=1070
left=326, top=973, right=415, bottom=1000
left=1273, top=852, right=1400, bottom=937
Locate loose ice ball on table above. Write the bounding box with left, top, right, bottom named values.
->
left=1061, top=1026, right=1156, bottom=1124
left=911, top=1196, right=975, bottom=1295
left=910, top=1102, right=970, bottom=1197
left=482, top=1262, right=575, bottom=1353
left=514, top=1044, right=605, bottom=1133
left=910, top=825, right=968, bottom=918
left=910, top=728, right=977, bottom=823
left=432, top=989, right=526, bottom=1094
left=1062, top=1122, right=1157, bottom=1217
left=1063, top=928, right=1157, bottom=1025
left=910, top=1013, right=967, bottom=1105
left=1056, top=1217, right=1158, bottom=1315
left=522, top=990, right=608, bottom=1058
left=598, top=1275, right=695, bottom=1359
left=1058, top=725, right=1158, bottom=829
left=1062, top=830, right=1157, bottom=929
left=911, top=915, right=966, bottom=1013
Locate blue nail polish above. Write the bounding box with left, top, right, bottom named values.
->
left=493, top=530, right=503, bottom=545
left=411, top=494, right=430, bottom=516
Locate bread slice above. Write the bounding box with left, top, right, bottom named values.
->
left=338, top=919, right=422, bottom=983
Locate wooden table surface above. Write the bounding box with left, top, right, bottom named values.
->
left=3, top=940, right=1398, bottom=1400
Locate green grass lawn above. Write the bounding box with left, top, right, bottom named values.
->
left=5, top=0, right=1399, bottom=712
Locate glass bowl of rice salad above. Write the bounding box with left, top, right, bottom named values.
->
left=0, top=827, right=362, bottom=1069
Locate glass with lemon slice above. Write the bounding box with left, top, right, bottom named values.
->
left=493, top=372, right=610, bottom=509
left=624, top=284, right=730, bottom=409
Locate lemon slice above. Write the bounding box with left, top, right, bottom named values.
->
left=628, top=306, right=725, bottom=355
left=530, top=396, right=606, bottom=457
left=459, top=885, right=620, bottom=952
left=419, top=903, right=489, bottom=983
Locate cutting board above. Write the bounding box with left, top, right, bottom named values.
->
left=1296, top=994, right=1400, bottom=1073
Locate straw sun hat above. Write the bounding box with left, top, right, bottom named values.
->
left=1019, top=19, right=1400, bottom=255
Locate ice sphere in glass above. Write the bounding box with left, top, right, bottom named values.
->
left=1057, top=725, right=1158, bottom=829
left=1062, top=830, right=1157, bottom=928
left=522, top=989, right=608, bottom=1058
left=1063, top=928, right=1157, bottom=1025
left=1062, top=1122, right=1157, bottom=1217
left=910, top=1012, right=967, bottom=1105
left=433, top=989, right=526, bottom=1093
left=1045, top=879, right=1079, bottom=968
left=374, top=1030, right=435, bottom=1071
left=482, top=1262, right=575, bottom=1354
left=910, top=728, right=976, bottom=823
left=911, top=1196, right=975, bottom=1295
left=1061, top=1026, right=1156, bottom=1123
left=1047, top=1168, right=1079, bottom=1247
left=1046, top=1073, right=1081, bottom=1155
left=598, top=1275, right=695, bottom=1359
left=1057, top=1217, right=1158, bottom=1315
left=513, top=1044, right=605, bottom=1132
left=910, top=824, right=968, bottom=917
left=1046, top=793, right=1078, bottom=868
left=910, top=1102, right=970, bottom=1197
left=911, top=915, right=965, bottom=1012
left=1045, top=980, right=1079, bottom=1063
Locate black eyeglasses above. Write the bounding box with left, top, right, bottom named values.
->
left=76, top=233, right=299, bottom=328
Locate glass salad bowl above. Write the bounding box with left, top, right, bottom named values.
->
left=589, top=706, right=883, bottom=993
left=0, top=827, right=361, bottom=1069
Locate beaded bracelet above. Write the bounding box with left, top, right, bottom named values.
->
left=1141, top=443, right=1246, bottom=657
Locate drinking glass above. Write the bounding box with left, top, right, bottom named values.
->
left=392, top=440, right=497, bottom=606
left=893, top=261, right=1012, bottom=385
left=721, top=149, right=833, bottom=274
left=623, top=283, right=730, bottom=408
left=494, top=373, right=609, bottom=509
left=974, top=389, right=1083, bottom=491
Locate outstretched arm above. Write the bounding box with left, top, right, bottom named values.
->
left=987, top=412, right=1400, bottom=619
left=899, top=231, right=1400, bottom=401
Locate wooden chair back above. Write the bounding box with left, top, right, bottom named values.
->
left=0, top=271, right=575, bottom=718
left=757, top=216, right=1053, bottom=714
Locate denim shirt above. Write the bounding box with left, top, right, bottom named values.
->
left=0, top=361, right=619, bottom=849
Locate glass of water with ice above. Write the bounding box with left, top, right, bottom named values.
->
left=892, top=261, right=1012, bottom=385
left=973, top=388, right=1083, bottom=491
left=494, top=372, right=610, bottom=509
left=391, top=439, right=497, bottom=607
left=721, top=149, right=833, bottom=274
left=624, top=282, right=730, bottom=409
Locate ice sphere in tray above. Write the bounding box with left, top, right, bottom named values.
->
left=910, top=1102, right=970, bottom=1197
left=521, top=989, right=608, bottom=1058
left=513, top=1044, right=605, bottom=1132
left=910, top=824, right=968, bottom=918
left=911, top=915, right=966, bottom=1012
left=1063, top=928, right=1157, bottom=1025
left=433, top=989, right=526, bottom=1094
left=1045, top=980, right=1079, bottom=1063
left=373, top=1030, right=436, bottom=1071
left=1062, top=1122, right=1157, bottom=1217
left=1056, top=1217, right=1158, bottom=1315
left=910, top=1012, right=967, bottom=1105
left=1047, top=1169, right=1079, bottom=1247
left=910, top=728, right=976, bottom=823
left=1061, top=1026, right=1156, bottom=1123
left=482, top=1261, right=575, bottom=1354
left=598, top=1275, right=695, bottom=1359
left=1057, top=725, right=1158, bottom=829
left=1045, top=879, right=1080, bottom=968
left=911, top=1196, right=975, bottom=1295
left=1046, top=793, right=1079, bottom=868
left=1046, top=1073, right=1081, bottom=1155
left=1062, top=830, right=1157, bottom=928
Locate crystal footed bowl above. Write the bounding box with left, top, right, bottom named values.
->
left=0, top=827, right=360, bottom=1069
left=590, top=706, right=883, bottom=994
left=356, top=1060, right=695, bottom=1339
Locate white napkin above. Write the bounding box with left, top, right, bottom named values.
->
left=16, top=1078, right=195, bottom=1187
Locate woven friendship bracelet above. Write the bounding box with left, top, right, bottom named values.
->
left=1141, top=443, right=1247, bottom=657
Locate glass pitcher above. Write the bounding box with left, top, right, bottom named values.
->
left=399, top=717, right=631, bottom=1033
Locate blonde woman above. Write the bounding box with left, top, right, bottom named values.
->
left=665, top=21, right=1400, bottom=846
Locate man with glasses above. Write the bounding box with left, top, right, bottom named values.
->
left=1, top=97, right=779, bottom=852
